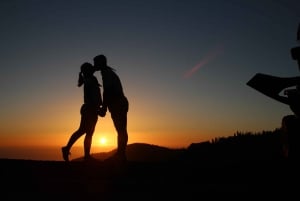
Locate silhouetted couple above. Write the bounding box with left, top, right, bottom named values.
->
left=62, top=55, right=129, bottom=164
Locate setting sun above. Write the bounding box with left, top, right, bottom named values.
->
left=99, top=137, right=107, bottom=146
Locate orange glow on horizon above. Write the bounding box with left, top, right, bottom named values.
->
left=0, top=128, right=223, bottom=151
left=0, top=129, right=231, bottom=161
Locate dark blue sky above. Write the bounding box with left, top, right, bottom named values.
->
left=1, top=0, right=300, bottom=148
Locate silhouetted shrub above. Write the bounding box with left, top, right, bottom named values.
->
left=186, top=128, right=283, bottom=160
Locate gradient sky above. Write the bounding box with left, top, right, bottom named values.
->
left=1, top=0, right=300, bottom=151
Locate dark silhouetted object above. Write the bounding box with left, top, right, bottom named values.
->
left=247, top=23, right=300, bottom=159
left=94, top=54, right=129, bottom=164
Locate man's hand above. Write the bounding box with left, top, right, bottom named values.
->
left=98, top=107, right=107, bottom=117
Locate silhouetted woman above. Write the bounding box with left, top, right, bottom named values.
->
left=93, top=54, right=129, bottom=163
left=62, top=62, right=102, bottom=162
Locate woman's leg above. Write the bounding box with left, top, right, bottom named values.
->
left=83, top=113, right=98, bottom=159
left=62, top=115, right=86, bottom=161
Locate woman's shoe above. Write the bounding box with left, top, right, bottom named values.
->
left=61, top=146, right=70, bottom=162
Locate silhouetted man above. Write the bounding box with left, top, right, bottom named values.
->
left=94, top=54, right=129, bottom=163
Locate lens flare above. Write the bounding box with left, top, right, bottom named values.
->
left=183, top=44, right=224, bottom=79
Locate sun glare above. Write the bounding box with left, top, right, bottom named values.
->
left=99, top=137, right=107, bottom=146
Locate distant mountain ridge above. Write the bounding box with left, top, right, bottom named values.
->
left=76, top=143, right=186, bottom=162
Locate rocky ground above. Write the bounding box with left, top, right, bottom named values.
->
left=0, top=157, right=297, bottom=201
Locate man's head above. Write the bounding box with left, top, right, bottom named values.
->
left=93, top=54, right=107, bottom=71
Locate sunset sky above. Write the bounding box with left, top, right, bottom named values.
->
left=1, top=0, right=300, bottom=158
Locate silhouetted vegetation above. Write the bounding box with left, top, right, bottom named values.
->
left=186, top=128, right=284, bottom=161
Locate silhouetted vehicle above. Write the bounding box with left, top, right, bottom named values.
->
left=247, top=23, right=300, bottom=159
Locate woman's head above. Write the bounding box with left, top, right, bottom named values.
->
left=81, top=62, right=94, bottom=75
left=78, top=62, right=94, bottom=87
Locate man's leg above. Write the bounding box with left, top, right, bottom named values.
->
left=112, top=112, right=128, bottom=161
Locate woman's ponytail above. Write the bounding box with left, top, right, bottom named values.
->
left=78, top=72, right=84, bottom=87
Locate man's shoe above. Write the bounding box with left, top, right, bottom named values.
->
left=104, top=153, right=127, bottom=164
left=84, top=155, right=98, bottom=162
